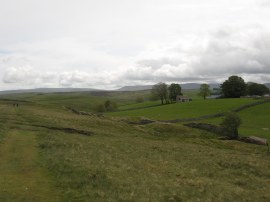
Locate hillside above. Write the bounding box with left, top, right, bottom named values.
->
left=0, top=88, right=101, bottom=95
left=117, top=83, right=221, bottom=91
left=0, top=92, right=270, bottom=201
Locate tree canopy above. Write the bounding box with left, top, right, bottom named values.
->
left=221, top=75, right=247, bottom=98
left=247, top=82, right=269, bottom=96
left=151, top=82, right=168, bottom=104
left=198, top=83, right=211, bottom=100
left=168, top=83, right=182, bottom=102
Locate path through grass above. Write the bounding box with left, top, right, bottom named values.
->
left=0, top=130, right=59, bottom=202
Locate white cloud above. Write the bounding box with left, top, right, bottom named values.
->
left=123, top=25, right=270, bottom=84
left=1, top=0, right=270, bottom=90
left=3, top=66, right=58, bottom=87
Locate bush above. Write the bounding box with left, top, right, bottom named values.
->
left=95, top=103, right=106, bottom=112
left=136, top=97, right=144, bottom=103
left=104, top=100, right=118, bottom=112
left=220, top=112, right=241, bottom=139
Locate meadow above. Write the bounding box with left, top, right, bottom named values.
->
left=111, top=98, right=259, bottom=120
left=0, top=91, right=270, bottom=201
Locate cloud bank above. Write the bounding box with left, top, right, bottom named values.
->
left=1, top=0, right=270, bottom=90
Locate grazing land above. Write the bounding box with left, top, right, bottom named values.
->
left=203, top=101, right=270, bottom=141
left=110, top=98, right=259, bottom=120
left=0, top=91, right=270, bottom=201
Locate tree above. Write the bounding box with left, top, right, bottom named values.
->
left=151, top=82, right=168, bottom=104
left=221, top=75, right=247, bottom=98
left=247, top=82, right=269, bottom=96
left=168, top=83, right=182, bottom=102
left=104, top=100, right=117, bottom=111
left=198, top=83, right=211, bottom=100
left=220, top=112, right=241, bottom=139
left=104, top=100, right=112, bottom=111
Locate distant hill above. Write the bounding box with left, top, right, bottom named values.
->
left=0, top=88, right=101, bottom=95
left=117, top=85, right=153, bottom=91
left=181, top=83, right=220, bottom=90
left=117, top=83, right=221, bottom=91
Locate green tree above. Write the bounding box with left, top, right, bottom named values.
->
left=221, top=75, right=247, bottom=98
left=104, top=100, right=117, bottom=111
left=220, top=112, right=241, bottom=139
left=247, top=82, right=269, bottom=96
left=168, top=83, right=182, bottom=102
left=198, top=83, right=211, bottom=100
left=151, top=82, right=168, bottom=104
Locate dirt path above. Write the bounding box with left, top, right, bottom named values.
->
left=0, top=130, right=59, bottom=202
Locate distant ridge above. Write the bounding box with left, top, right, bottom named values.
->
left=117, top=83, right=221, bottom=91
left=117, top=85, right=153, bottom=91
left=181, top=83, right=220, bottom=90
left=0, top=88, right=101, bottom=95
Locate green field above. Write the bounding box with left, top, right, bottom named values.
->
left=0, top=92, right=270, bottom=201
left=110, top=98, right=259, bottom=120
left=0, top=90, right=152, bottom=112
left=203, top=102, right=270, bottom=141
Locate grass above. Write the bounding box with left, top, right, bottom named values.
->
left=109, top=98, right=259, bottom=120
left=203, top=101, right=270, bottom=141
left=118, top=100, right=161, bottom=111
left=0, top=90, right=152, bottom=112
left=0, top=93, right=270, bottom=201
left=0, top=129, right=60, bottom=202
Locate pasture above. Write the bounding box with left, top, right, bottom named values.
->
left=0, top=91, right=270, bottom=201
left=110, top=98, right=259, bottom=120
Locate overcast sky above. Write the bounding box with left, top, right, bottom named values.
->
left=0, top=0, right=270, bottom=90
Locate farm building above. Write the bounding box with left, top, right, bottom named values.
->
left=176, top=95, right=192, bottom=102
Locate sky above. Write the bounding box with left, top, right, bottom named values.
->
left=0, top=0, right=270, bottom=90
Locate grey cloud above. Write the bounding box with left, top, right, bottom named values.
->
left=2, top=67, right=118, bottom=89
left=137, top=58, right=184, bottom=69
left=123, top=26, right=270, bottom=84
left=3, top=66, right=57, bottom=87
left=3, top=66, right=39, bottom=84
left=59, top=71, right=91, bottom=87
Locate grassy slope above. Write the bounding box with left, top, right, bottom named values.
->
left=0, top=106, right=59, bottom=202
left=0, top=90, right=151, bottom=112
left=203, top=101, right=270, bottom=141
left=239, top=102, right=270, bottom=139
left=1, top=94, right=270, bottom=201
left=109, top=98, right=258, bottom=120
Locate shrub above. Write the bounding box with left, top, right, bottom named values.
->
left=220, top=112, right=241, bottom=139
left=104, top=100, right=118, bottom=112
left=95, top=103, right=106, bottom=112
left=136, top=97, right=144, bottom=103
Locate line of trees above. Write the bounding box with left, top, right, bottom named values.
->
left=151, top=82, right=182, bottom=104
left=152, top=82, right=213, bottom=103
left=151, top=75, right=269, bottom=103
left=221, top=75, right=269, bottom=98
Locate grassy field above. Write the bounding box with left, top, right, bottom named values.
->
left=109, top=98, right=259, bottom=120
left=0, top=90, right=152, bottom=112
left=0, top=92, right=270, bottom=201
left=202, top=101, right=270, bottom=141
